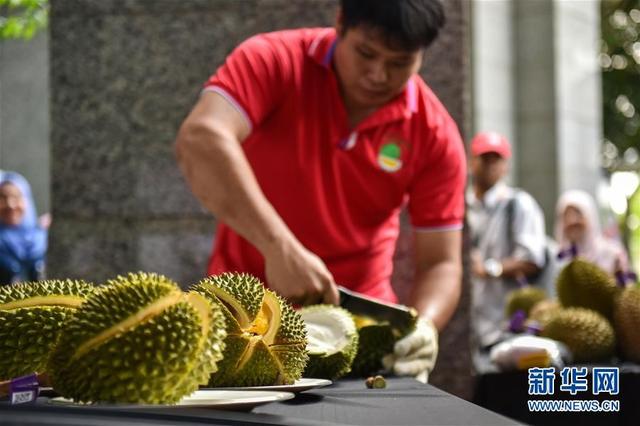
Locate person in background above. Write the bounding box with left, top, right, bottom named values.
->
left=554, top=189, right=629, bottom=275
left=467, top=131, right=547, bottom=350
left=0, top=171, right=48, bottom=285
left=176, top=0, right=466, bottom=381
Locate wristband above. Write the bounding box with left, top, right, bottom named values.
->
left=484, top=258, right=503, bottom=278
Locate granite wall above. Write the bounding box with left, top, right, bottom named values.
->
left=49, top=0, right=471, bottom=398
left=390, top=0, right=472, bottom=399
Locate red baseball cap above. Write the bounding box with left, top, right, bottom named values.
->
left=470, top=131, right=512, bottom=159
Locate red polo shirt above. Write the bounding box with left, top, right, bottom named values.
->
left=203, top=28, right=466, bottom=302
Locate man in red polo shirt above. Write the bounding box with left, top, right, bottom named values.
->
left=176, top=0, right=465, bottom=380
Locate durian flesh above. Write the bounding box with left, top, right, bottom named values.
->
left=0, top=279, right=94, bottom=381
left=47, top=272, right=226, bottom=404
left=192, top=273, right=308, bottom=387
left=300, top=305, right=358, bottom=380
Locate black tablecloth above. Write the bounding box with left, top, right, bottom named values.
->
left=1, top=377, right=521, bottom=426
left=474, top=355, right=640, bottom=426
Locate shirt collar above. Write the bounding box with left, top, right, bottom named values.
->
left=308, top=28, right=338, bottom=67
left=307, top=28, right=419, bottom=129
left=468, top=181, right=510, bottom=210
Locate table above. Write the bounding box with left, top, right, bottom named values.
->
left=474, top=355, right=640, bottom=426
left=1, top=377, right=521, bottom=426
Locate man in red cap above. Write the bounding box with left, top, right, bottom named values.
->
left=467, top=131, right=548, bottom=350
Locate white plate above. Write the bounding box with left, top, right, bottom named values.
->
left=48, top=389, right=294, bottom=410
left=203, top=377, right=332, bottom=393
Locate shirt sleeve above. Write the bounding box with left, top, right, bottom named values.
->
left=203, top=33, right=293, bottom=129
left=408, top=115, right=467, bottom=231
left=511, top=192, right=547, bottom=267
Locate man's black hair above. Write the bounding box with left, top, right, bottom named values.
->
left=340, top=0, right=445, bottom=50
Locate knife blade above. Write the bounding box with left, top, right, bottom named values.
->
left=338, top=286, right=417, bottom=331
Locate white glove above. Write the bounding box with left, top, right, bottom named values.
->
left=382, top=317, right=438, bottom=383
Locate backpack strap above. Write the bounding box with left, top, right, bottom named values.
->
left=505, top=190, right=519, bottom=254
left=506, top=189, right=549, bottom=283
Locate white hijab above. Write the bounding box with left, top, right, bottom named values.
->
left=554, top=190, right=628, bottom=274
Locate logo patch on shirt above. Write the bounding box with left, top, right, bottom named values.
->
left=378, top=142, right=402, bottom=172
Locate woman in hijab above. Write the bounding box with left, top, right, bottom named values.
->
left=554, top=189, right=628, bottom=275
left=0, top=171, right=47, bottom=285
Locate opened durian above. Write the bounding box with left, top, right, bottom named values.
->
left=349, top=313, right=416, bottom=377
left=300, top=305, right=358, bottom=380
left=556, top=258, right=619, bottom=319
left=48, top=272, right=226, bottom=404
left=0, top=279, right=94, bottom=381
left=192, top=272, right=308, bottom=387
left=540, top=307, right=615, bottom=363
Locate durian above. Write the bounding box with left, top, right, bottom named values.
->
left=48, top=272, right=226, bottom=404
left=556, top=258, right=619, bottom=319
left=613, top=283, right=640, bottom=362
left=192, top=273, right=308, bottom=387
left=541, top=307, right=615, bottom=363
left=527, top=299, right=561, bottom=328
left=0, top=279, right=94, bottom=381
left=349, top=314, right=416, bottom=377
left=300, top=305, right=358, bottom=380
left=505, top=287, right=547, bottom=318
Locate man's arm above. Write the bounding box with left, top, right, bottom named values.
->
left=410, top=229, right=463, bottom=331
left=381, top=228, right=461, bottom=381
left=175, top=91, right=339, bottom=305
left=471, top=253, right=540, bottom=281
left=498, top=258, right=540, bottom=279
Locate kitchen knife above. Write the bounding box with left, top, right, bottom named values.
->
left=338, top=285, right=418, bottom=331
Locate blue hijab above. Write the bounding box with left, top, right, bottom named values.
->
left=0, top=171, right=47, bottom=283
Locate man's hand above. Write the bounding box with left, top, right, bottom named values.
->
left=382, top=317, right=438, bottom=383
left=264, top=237, right=339, bottom=306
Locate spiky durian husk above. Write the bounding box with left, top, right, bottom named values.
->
left=505, top=287, right=547, bottom=318
left=47, top=272, right=226, bottom=404
left=541, top=307, right=615, bottom=363
left=348, top=321, right=395, bottom=377
left=613, top=284, right=640, bottom=362
left=0, top=279, right=94, bottom=380
left=528, top=299, right=562, bottom=328
left=556, top=258, right=619, bottom=319
left=301, top=305, right=359, bottom=380
left=192, top=272, right=308, bottom=387
left=347, top=311, right=418, bottom=377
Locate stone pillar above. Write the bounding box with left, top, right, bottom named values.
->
left=472, top=0, right=603, bottom=232
left=513, top=0, right=561, bottom=230
left=50, top=0, right=471, bottom=398
left=0, top=33, right=50, bottom=214
left=552, top=0, right=603, bottom=196
left=471, top=0, right=516, bottom=175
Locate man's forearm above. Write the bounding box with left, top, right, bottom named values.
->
left=176, top=123, right=294, bottom=255
left=500, top=257, right=540, bottom=280
left=409, top=260, right=462, bottom=331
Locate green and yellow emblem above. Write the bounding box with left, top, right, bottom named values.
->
left=377, top=142, right=402, bottom=172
